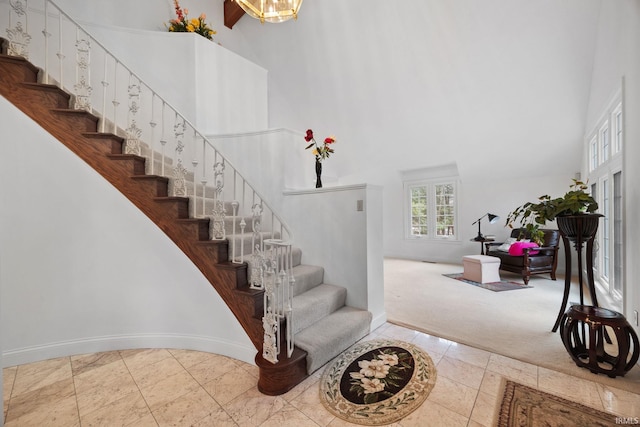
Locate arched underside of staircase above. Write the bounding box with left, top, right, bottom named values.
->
left=0, top=49, right=311, bottom=395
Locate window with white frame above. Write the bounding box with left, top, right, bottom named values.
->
left=589, top=136, right=598, bottom=171
left=586, top=97, right=623, bottom=304
left=406, top=180, right=457, bottom=239
left=613, top=103, right=623, bottom=154
left=600, top=122, right=610, bottom=164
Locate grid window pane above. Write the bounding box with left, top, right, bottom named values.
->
left=410, top=186, right=428, bottom=236
left=435, top=184, right=455, bottom=236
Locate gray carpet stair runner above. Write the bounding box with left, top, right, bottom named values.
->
left=233, top=238, right=372, bottom=374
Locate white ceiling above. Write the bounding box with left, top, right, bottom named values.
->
left=223, top=0, right=603, bottom=181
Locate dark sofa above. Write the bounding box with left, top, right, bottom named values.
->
left=485, top=228, right=560, bottom=285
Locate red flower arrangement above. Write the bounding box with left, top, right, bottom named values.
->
left=304, top=129, right=336, bottom=161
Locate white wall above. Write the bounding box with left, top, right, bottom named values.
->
left=282, top=185, right=386, bottom=329
left=0, top=97, right=255, bottom=367
left=30, top=0, right=604, bottom=266
left=224, top=0, right=601, bottom=264
left=584, top=0, right=640, bottom=334
left=210, top=130, right=385, bottom=327
left=76, top=23, right=268, bottom=135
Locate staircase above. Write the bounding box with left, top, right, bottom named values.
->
left=0, top=24, right=371, bottom=394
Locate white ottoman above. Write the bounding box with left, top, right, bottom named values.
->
left=462, top=255, right=501, bottom=284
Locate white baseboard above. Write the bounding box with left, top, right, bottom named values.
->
left=2, top=333, right=257, bottom=368
left=371, top=311, right=388, bottom=332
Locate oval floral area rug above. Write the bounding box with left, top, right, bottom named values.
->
left=319, top=339, right=437, bottom=425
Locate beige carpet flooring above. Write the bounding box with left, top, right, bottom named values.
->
left=384, top=257, right=640, bottom=394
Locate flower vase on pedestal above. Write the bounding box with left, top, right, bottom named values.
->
left=315, top=159, right=322, bottom=188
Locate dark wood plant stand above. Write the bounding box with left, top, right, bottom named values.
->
left=552, top=214, right=603, bottom=332
left=559, top=305, right=639, bottom=377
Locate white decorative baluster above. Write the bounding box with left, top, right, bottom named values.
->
left=6, top=0, right=31, bottom=59
left=42, top=2, right=50, bottom=83
left=250, top=201, right=264, bottom=289
left=74, top=31, right=92, bottom=111
left=200, top=140, right=208, bottom=218
left=192, top=158, right=198, bottom=218
left=231, top=201, right=239, bottom=262
left=239, top=218, right=246, bottom=263
left=159, top=102, right=166, bottom=176
left=124, top=75, right=142, bottom=155
left=149, top=94, right=157, bottom=174
left=172, top=115, right=187, bottom=196
left=56, top=11, right=64, bottom=87
left=262, top=240, right=294, bottom=363
left=287, top=247, right=295, bottom=357
left=111, top=60, right=119, bottom=135
left=211, top=156, right=226, bottom=240
left=99, top=56, right=108, bottom=132
left=262, top=250, right=279, bottom=363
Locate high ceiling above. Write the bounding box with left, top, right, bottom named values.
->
left=222, top=0, right=603, bottom=182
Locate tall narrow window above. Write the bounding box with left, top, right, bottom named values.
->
left=602, top=178, right=610, bottom=281
left=410, top=187, right=428, bottom=237
left=600, top=123, right=610, bottom=163
left=435, top=183, right=455, bottom=236
left=591, top=182, right=599, bottom=277
left=590, top=136, right=598, bottom=171
left=613, top=103, right=623, bottom=154
left=613, top=171, right=623, bottom=296
left=586, top=94, right=623, bottom=307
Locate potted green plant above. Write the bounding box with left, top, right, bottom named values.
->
left=505, top=179, right=600, bottom=245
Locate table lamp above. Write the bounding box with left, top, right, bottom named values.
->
left=472, top=213, right=499, bottom=241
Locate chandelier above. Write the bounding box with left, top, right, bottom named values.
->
left=234, top=0, right=303, bottom=23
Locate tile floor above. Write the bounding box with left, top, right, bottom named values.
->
left=3, top=322, right=639, bottom=426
